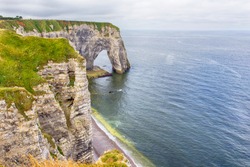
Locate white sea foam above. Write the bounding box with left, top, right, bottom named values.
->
left=165, top=54, right=175, bottom=65
left=117, top=89, right=123, bottom=92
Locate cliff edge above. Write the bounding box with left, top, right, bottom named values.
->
left=0, top=20, right=130, bottom=74
left=0, top=19, right=131, bottom=166
left=0, top=30, right=92, bottom=166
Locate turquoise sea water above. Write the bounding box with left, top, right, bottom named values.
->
left=89, top=31, right=250, bottom=167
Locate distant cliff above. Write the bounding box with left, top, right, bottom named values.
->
left=0, top=30, right=92, bottom=166
left=0, top=20, right=130, bottom=74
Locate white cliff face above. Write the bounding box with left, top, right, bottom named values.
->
left=0, top=100, right=50, bottom=167
left=0, top=58, right=93, bottom=166
left=0, top=21, right=129, bottom=166
left=16, top=24, right=130, bottom=74
left=36, top=59, right=92, bottom=163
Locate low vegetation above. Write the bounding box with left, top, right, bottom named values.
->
left=28, top=149, right=128, bottom=167
left=0, top=19, right=119, bottom=32
left=0, top=15, right=23, bottom=20
left=0, top=29, right=80, bottom=93
left=0, top=29, right=82, bottom=115
left=0, top=87, right=34, bottom=119
left=98, top=150, right=128, bottom=166
left=42, top=132, right=56, bottom=149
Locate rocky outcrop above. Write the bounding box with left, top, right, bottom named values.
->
left=16, top=23, right=130, bottom=74
left=0, top=99, right=50, bottom=166
left=0, top=58, right=92, bottom=166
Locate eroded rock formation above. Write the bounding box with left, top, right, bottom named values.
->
left=16, top=23, right=130, bottom=74
left=0, top=99, right=50, bottom=166
left=0, top=21, right=130, bottom=166
left=0, top=58, right=92, bottom=166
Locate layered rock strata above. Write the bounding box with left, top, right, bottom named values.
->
left=0, top=98, right=50, bottom=166
left=0, top=20, right=130, bottom=166
left=16, top=23, right=130, bottom=74
left=0, top=58, right=92, bottom=166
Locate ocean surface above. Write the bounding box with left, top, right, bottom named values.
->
left=89, top=30, right=250, bottom=167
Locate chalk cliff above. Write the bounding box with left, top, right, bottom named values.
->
left=0, top=20, right=130, bottom=166
left=0, top=58, right=92, bottom=166
left=15, top=21, right=130, bottom=74
left=0, top=29, right=94, bottom=166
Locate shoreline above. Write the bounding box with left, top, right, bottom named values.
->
left=92, top=116, right=137, bottom=167
left=91, top=107, right=156, bottom=167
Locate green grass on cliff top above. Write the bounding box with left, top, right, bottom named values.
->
left=0, top=29, right=80, bottom=92
left=0, top=29, right=82, bottom=114
left=0, top=19, right=119, bottom=32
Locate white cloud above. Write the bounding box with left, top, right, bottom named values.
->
left=0, top=0, right=250, bottom=30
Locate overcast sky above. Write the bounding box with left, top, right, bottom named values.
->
left=1, top=0, right=250, bottom=30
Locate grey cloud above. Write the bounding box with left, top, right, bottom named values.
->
left=0, top=0, right=250, bottom=30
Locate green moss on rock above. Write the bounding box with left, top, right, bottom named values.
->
left=42, top=132, right=56, bottom=149
left=0, top=87, right=34, bottom=119
left=87, top=67, right=112, bottom=79
left=50, top=152, right=57, bottom=159
left=68, top=73, right=75, bottom=87
left=57, top=146, right=64, bottom=156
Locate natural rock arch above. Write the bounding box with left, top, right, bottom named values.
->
left=16, top=24, right=130, bottom=74
left=81, top=38, right=112, bottom=70
left=91, top=49, right=112, bottom=68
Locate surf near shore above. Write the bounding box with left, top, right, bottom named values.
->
left=92, top=116, right=137, bottom=167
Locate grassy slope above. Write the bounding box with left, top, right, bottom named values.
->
left=0, top=29, right=81, bottom=92
left=0, top=29, right=83, bottom=114
left=0, top=19, right=119, bottom=32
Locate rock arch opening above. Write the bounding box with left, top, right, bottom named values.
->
left=15, top=23, right=130, bottom=74
left=94, top=50, right=112, bottom=73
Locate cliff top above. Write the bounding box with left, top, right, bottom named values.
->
left=0, top=29, right=82, bottom=92
left=0, top=19, right=119, bottom=32
left=0, top=29, right=84, bottom=113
